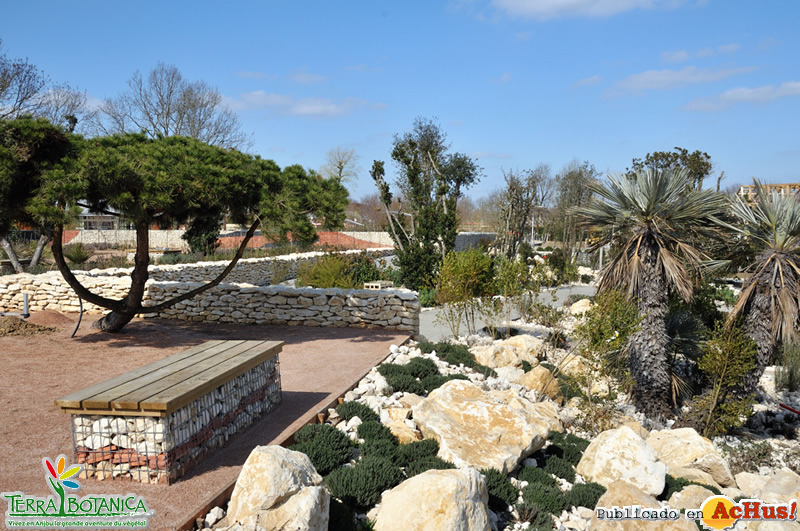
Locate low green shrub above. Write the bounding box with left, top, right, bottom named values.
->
left=529, top=302, right=562, bottom=328
left=290, top=423, right=354, bottom=475
left=420, top=342, right=498, bottom=378
left=405, top=357, right=440, bottom=379
left=397, top=438, right=440, bottom=465
left=357, top=421, right=397, bottom=444
left=521, top=360, right=533, bottom=373
left=565, top=482, right=606, bottom=509
left=546, top=431, right=590, bottom=467
left=419, top=287, right=437, bottom=308
left=359, top=438, right=400, bottom=463
left=325, top=456, right=404, bottom=509
left=383, top=371, right=427, bottom=395
left=296, top=254, right=356, bottom=289
left=403, top=455, right=456, bottom=477
left=517, top=466, right=558, bottom=488
left=520, top=483, right=566, bottom=515
left=63, top=243, right=91, bottom=264
left=516, top=503, right=554, bottom=530
left=420, top=373, right=469, bottom=392
left=348, top=251, right=385, bottom=286
left=580, top=274, right=594, bottom=284
left=336, top=401, right=380, bottom=423
left=543, top=455, right=576, bottom=482
left=481, top=468, right=519, bottom=511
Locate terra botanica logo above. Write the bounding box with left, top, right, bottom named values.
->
left=2, top=455, right=152, bottom=528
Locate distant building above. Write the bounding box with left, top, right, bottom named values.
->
left=737, top=183, right=800, bottom=199
left=78, top=206, right=134, bottom=230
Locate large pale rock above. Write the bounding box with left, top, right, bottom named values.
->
left=758, top=467, right=800, bottom=504
left=569, top=298, right=593, bottom=316
left=735, top=471, right=771, bottom=497
left=591, top=481, right=696, bottom=531
left=498, top=334, right=546, bottom=361
left=577, top=426, right=666, bottom=496
left=667, top=484, right=715, bottom=510
left=412, top=380, right=556, bottom=473
left=558, top=354, right=591, bottom=378
left=514, top=365, right=563, bottom=403
left=470, top=335, right=543, bottom=369
left=669, top=466, right=721, bottom=490
left=227, top=445, right=328, bottom=530
left=374, top=468, right=489, bottom=531
left=646, top=428, right=735, bottom=487
left=386, top=421, right=422, bottom=444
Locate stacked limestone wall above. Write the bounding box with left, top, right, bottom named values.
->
left=0, top=249, right=418, bottom=334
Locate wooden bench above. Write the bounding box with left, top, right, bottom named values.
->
left=55, top=339, right=283, bottom=483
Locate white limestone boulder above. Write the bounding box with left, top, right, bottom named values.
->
left=577, top=426, right=666, bottom=496
left=374, top=468, right=489, bottom=531
left=226, top=445, right=329, bottom=530
left=412, top=380, right=558, bottom=473
left=646, top=428, right=735, bottom=487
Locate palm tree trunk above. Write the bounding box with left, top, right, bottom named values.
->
left=741, top=291, right=774, bottom=396
left=628, top=247, right=673, bottom=420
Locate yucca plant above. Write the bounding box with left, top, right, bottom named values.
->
left=573, top=168, right=727, bottom=419
left=724, top=181, right=800, bottom=395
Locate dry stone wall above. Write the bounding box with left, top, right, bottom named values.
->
left=0, top=249, right=418, bottom=334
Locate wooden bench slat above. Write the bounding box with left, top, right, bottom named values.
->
left=80, top=340, right=249, bottom=410
left=110, top=340, right=269, bottom=411
left=54, top=340, right=225, bottom=409
left=141, top=341, right=282, bottom=412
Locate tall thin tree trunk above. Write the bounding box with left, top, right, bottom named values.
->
left=628, top=247, right=673, bottom=420
left=29, top=233, right=50, bottom=268
left=0, top=237, right=24, bottom=274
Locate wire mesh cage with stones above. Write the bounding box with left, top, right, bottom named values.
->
left=71, top=356, right=281, bottom=483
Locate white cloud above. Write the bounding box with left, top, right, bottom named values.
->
left=617, top=65, right=755, bottom=91
left=471, top=150, right=512, bottom=159
left=685, top=81, right=800, bottom=111
left=236, top=71, right=274, bottom=80
left=498, top=72, right=513, bottom=83
left=290, top=67, right=327, bottom=84
left=227, top=90, right=376, bottom=118
left=490, top=0, right=687, bottom=20
left=572, top=75, right=603, bottom=88
left=717, top=43, right=740, bottom=54
left=661, top=50, right=690, bottom=63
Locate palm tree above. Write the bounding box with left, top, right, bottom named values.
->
left=725, top=181, right=800, bottom=395
left=574, top=169, right=727, bottom=420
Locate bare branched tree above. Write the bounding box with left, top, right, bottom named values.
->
left=0, top=39, right=47, bottom=119
left=494, top=164, right=553, bottom=257
left=96, top=62, right=249, bottom=149
left=321, top=147, right=359, bottom=183
left=38, top=83, right=98, bottom=133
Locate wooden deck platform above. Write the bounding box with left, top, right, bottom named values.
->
left=55, top=339, right=283, bottom=417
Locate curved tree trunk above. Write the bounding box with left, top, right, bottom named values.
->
left=627, top=246, right=673, bottom=420
left=741, top=290, right=774, bottom=396
left=92, top=220, right=151, bottom=332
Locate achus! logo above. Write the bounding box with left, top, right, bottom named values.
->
left=2, top=454, right=153, bottom=528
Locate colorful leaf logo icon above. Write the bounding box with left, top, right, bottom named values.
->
left=44, top=456, right=82, bottom=490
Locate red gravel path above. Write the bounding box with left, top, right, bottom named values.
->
left=0, top=313, right=407, bottom=530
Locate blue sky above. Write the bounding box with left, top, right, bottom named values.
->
left=2, top=1, right=798, bottom=200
